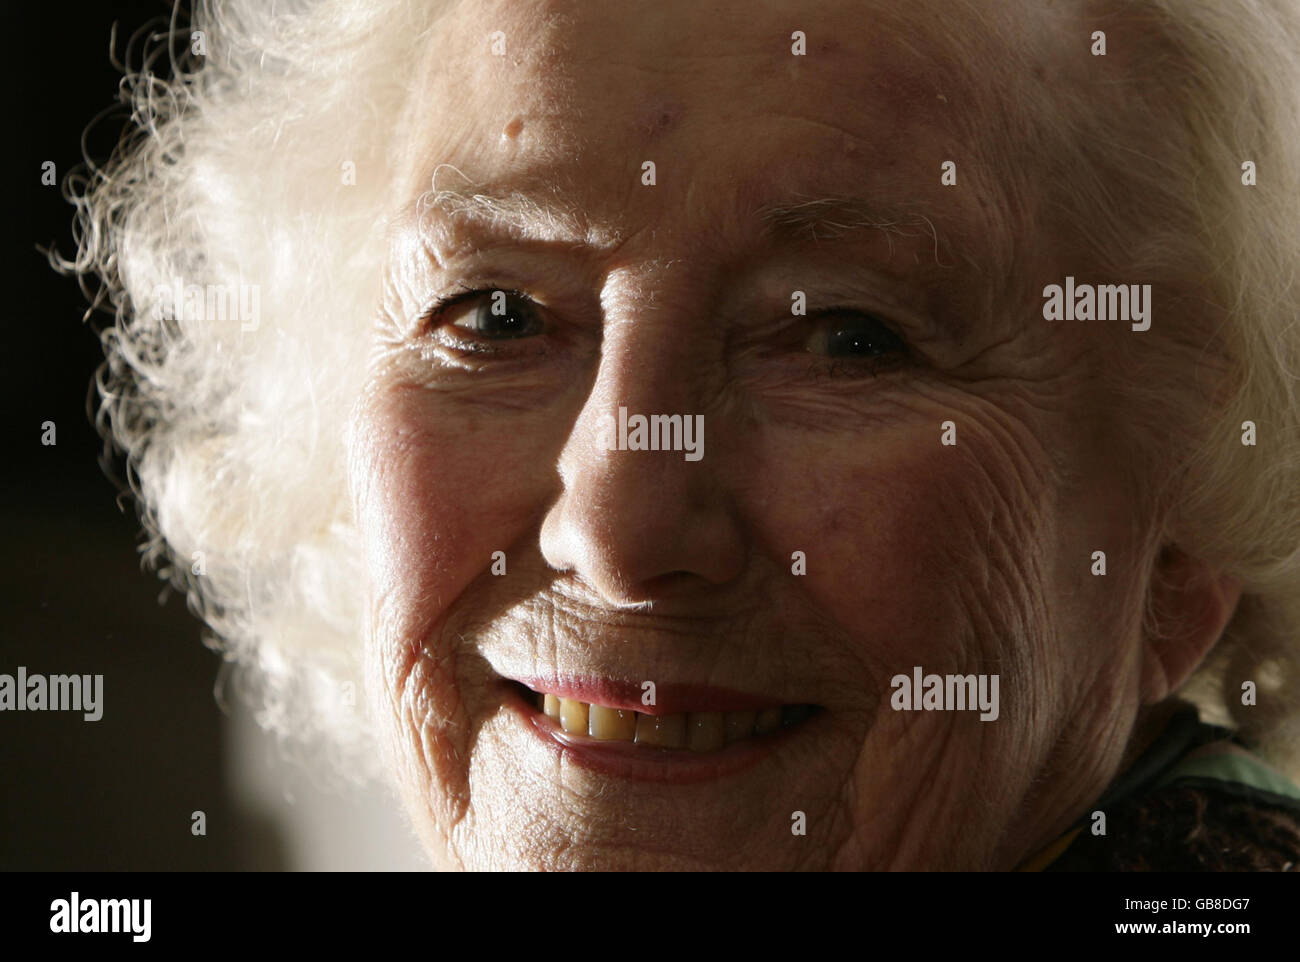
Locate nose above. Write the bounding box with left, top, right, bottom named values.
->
left=539, top=307, right=746, bottom=608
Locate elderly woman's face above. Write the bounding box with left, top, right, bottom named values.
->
left=349, top=0, right=1160, bottom=869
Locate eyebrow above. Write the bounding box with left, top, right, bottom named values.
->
left=410, top=178, right=594, bottom=249
left=755, top=195, right=949, bottom=268
left=402, top=176, right=973, bottom=278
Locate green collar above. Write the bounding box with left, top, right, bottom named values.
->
left=1023, top=705, right=1300, bottom=870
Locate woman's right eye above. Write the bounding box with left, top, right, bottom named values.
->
left=423, top=288, right=545, bottom=340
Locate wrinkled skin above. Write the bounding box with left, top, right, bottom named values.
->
left=347, top=0, right=1240, bottom=869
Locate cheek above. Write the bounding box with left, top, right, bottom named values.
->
left=744, top=419, right=1062, bottom=687
left=352, top=381, right=564, bottom=630
left=350, top=381, right=562, bottom=729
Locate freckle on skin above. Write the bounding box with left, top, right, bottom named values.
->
left=503, top=115, right=525, bottom=139
left=643, top=102, right=683, bottom=140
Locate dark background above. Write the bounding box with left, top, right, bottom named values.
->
left=1, top=2, right=284, bottom=870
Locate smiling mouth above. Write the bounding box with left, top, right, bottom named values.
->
left=511, top=681, right=822, bottom=753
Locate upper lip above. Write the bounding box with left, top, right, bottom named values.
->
left=508, top=675, right=797, bottom=715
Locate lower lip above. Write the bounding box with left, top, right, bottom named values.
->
left=502, top=683, right=825, bottom=784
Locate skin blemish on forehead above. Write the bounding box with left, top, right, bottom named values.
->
left=641, top=101, right=684, bottom=140
left=503, top=115, right=525, bottom=140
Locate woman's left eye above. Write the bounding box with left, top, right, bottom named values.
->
left=804, top=311, right=906, bottom=359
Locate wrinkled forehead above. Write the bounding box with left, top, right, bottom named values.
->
left=391, top=0, right=1090, bottom=270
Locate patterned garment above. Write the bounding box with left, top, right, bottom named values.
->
left=1016, top=706, right=1300, bottom=871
